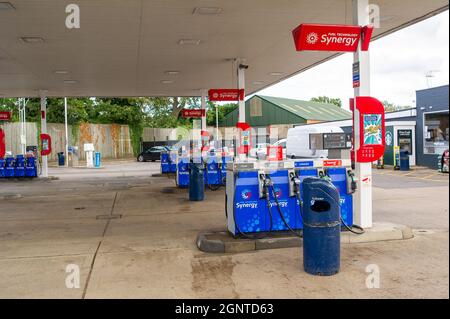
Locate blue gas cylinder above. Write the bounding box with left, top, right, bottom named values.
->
left=301, top=177, right=341, bottom=276
left=4, top=157, right=15, bottom=178
left=15, top=155, right=26, bottom=177
left=25, top=156, right=37, bottom=177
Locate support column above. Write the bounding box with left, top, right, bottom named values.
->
left=40, top=90, right=48, bottom=178
left=353, top=0, right=372, bottom=228
left=200, top=89, right=207, bottom=131
left=237, top=63, right=246, bottom=123
left=64, top=97, right=69, bottom=167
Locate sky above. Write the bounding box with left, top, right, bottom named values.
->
left=255, top=10, right=449, bottom=111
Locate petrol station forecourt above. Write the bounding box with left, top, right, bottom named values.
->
left=0, top=0, right=449, bottom=300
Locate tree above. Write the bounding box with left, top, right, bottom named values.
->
left=206, top=103, right=238, bottom=126
left=382, top=100, right=411, bottom=113
left=310, top=96, right=342, bottom=107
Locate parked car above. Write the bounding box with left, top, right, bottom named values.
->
left=249, top=143, right=269, bottom=158
left=137, top=146, right=170, bottom=162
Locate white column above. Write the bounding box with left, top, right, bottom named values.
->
left=201, top=90, right=207, bottom=131
left=353, top=0, right=372, bottom=228
left=64, top=97, right=69, bottom=167
left=39, top=90, right=48, bottom=178
left=238, top=64, right=245, bottom=123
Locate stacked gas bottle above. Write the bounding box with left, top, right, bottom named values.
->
left=0, top=154, right=37, bottom=178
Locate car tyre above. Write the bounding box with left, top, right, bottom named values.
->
left=138, top=155, right=145, bottom=162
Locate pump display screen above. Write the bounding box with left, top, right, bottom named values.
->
left=363, top=114, right=383, bottom=145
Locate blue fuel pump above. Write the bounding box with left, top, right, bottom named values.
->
left=0, top=158, right=5, bottom=178
left=25, top=156, right=37, bottom=178
left=176, top=156, right=190, bottom=188
left=14, top=155, right=25, bottom=177
left=4, top=157, right=15, bottom=178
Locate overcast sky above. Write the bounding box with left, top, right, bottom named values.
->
left=255, top=10, right=449, bottom=111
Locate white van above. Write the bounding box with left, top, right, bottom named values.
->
left=286, top=125, right=344, bottom=159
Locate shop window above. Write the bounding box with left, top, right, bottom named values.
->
left=423, top=111, right=449, bottom=155
left=250, top=98, right=262, bottom=117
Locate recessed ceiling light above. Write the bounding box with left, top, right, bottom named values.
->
left=165, top=71, right=180, bottom=75
left=63, top=80, right=78, bottom=84
left=161, top=80, right=174, bottom=84
left=54, top=70, right=69, bottom=75
left=0, top=2, right=15, bottom=10
left=253, top=81, right=265, bottom=85
left=193, top=7, right=223, bottom=15
left=178, top=39, right=201, bottom=46
left=20, top=37, right=45, bottom=44
left=268, top=72, right=284, bottom=76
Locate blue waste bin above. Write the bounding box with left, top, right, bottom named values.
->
left=57, top=152, right=65, bottom=166
left=189, top=162, right=204, bottom=201
left=399, top=150, right=410, bottom=171
left=15, top=155, right=25, bottom=177
left=94, top=152, right=101, bottom=168
left=301, top=177, right=341, bottom=276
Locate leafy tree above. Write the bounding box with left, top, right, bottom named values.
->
left=310, top=96, right=342, bottom=107
left=206, top=103, right=238, bottom=126
left=382, top=100, right=411, bottom=113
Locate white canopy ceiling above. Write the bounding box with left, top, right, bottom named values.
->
left=0, top=0, right=448, bottom=97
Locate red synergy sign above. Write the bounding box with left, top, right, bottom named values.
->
left=181, top=109, right=205, bottom=118
left=292, top=23, right=373, bottom=52
left=0, top=111, right=12, bottom=121
left=208, top=89, right=244, bottom=101
left=354, top=96, right=385, bottom=163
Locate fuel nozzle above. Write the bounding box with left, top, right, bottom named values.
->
left=289, top=171, right=301, bottom=195
left=347, top=170, right=357, bottom=193
left=258, top=171, right=272, bottom=198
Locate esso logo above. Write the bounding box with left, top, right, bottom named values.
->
left=306, top=32, right=319, bottom=44
left=241, top=189, right=252, bottom=200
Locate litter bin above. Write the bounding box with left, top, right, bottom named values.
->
left=301, top=177, right=341, bottom=276
left=94, top=152, right=101, bottom=168
left=57, top=152, right=65, bottom=166
left=189, top=162, right=204, bottom=201
left=399, top=150, right=410, bottom=171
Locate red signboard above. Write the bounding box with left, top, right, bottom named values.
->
left=181, top=109, right=205, bottom=118
left=0, top=111, right=12, bottom=121
left=355, top=96, right=385, bottom=163
left=323, top=159, right=343, bottom=167
left=0, top=128, right=5, bottom=158
left=292, top=23, right=373, bottom=52
left=208, top=89, right=244, bottom=101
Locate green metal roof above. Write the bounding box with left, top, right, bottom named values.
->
left=257, top=95, right=352, bottom=121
